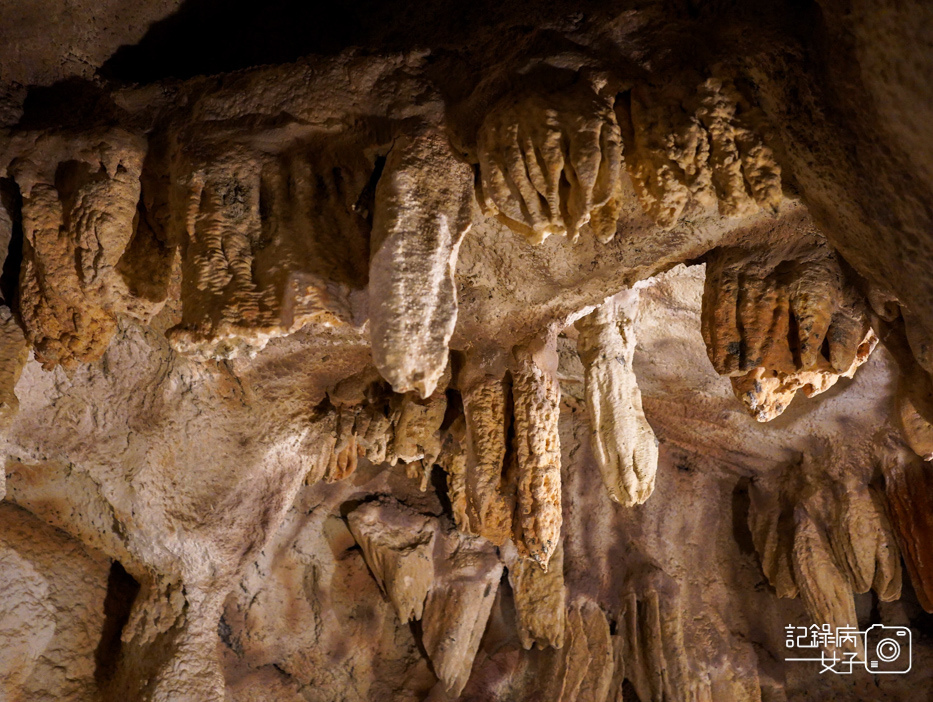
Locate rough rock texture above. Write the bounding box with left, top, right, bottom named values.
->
left=166, top=144, right=365, bottom=360
left=0, top=504, right=110, bottom=700
left=626, top=74, right=782, bottom=229
left=477, top=79, right=623, bottom=244
left=505, top=539, right=566, bottom=651
left=883, top=457, right=933, bottom=612
left=370, top=131, right=474, bottom=398
left=347, top=497, right=438, bottom=623
left=510, top=336, right=563, bottom=568
left=2, top=128, right=150, bottom=369
left=459, top=370, right=513, bottom=544
left=576, top=289, right=659, bottom=505
left=421, top=529, right=502, bottom=696
left=3, top=1, right=933, bottom=700
left=749, top=448, right=902, bottom=651
left=701, top=223, right=872, bottom=379
left=730, top=328, right=877, bottom=422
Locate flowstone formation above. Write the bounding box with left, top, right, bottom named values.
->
left=3, top=0, right=933, bottom=700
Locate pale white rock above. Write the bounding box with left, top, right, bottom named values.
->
left=576, top=289, right=659, bottom=506
left=370, top=130, right=474, bottom=398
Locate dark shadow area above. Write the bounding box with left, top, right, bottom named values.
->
left=430, top=463, right=453, bottom=518
left=18, top=78, right=122, bottom=130
left=0, top=178, right=23, bottom=310
left=731, top=476, right=756, bottom=555
left=94, top=560, right=141, bottom=687
left=408, top=617, right=437, bottom=679
left=621, top=679, right=641, bottom=701
left=903, top=571, right=933, bottom=644
left=99, top=0, right=598, bottom=83
left=103, top=0, right=360, bottom=81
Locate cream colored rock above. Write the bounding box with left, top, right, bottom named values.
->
left=361, top=408, right=395, bottom=465
left=325, top=405, right=359, bottom=483
left=477, top=78, right=624, bottom=244
left=576, top=289, right=658, bottom=505
left=510, top=335, right=562, bottom=567
left=0, top=307, right=29, bottom=433
left=122, top=575, right=186, bottom=647
left=731, top=329, right=877, bottom=422
left=626, top=81, right=714, bottom=230
left=347, top=497, right=438, bottom=623
left=790, top=507, right=861, bottom=656
left=370, top=130, right=474, bottom=398
left=541, top=604, right=592, bottom=701
left=4, top=459, right=140, bottom=570
left=532, top=600, right=614, bottom=702
left=422, top=528, right=503, bottom=696
left=2, top=10, right=933, bottom=700
left=132, top=596, right=228, bottom=702
left=505, top=539, right=566, bottom=650
left=0, top=505, right=110, bottom=702
left=898, top=383, right=933, bottom=460
left=301, top=406, right=340, bottom=486
left=695, top=77, right=782, bottom=218
left=392, top=388, right=447, bottom=470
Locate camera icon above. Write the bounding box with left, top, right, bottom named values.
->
left=863, top=624, right=912, bottom=674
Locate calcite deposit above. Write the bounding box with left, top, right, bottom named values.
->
left=575, top=289, right=658, bottom=505
left=3, top=1, right=933, bottom=700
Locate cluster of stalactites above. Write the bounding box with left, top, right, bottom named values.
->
left=430, top=336, right=564, bottom=570
left=748, top=450, right=902, bottom=654
left=625, top=75, right=782, bottom=229
left=1, top=128, right=168, bottom=371
left=314, top=285, right=661, bottom=577
left=303, top=367, right=448, bottom=487
left=701, top=230, right=877, bottom=422
left=346, top=496, right=502, bottom=697
left=0, top=70, right=783, bottom=414
left=476, top=72, right=783, bottom=245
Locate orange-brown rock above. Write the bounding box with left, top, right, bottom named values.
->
left=626, top=74, right=781, bottom=229
left=477, top=78, right=623, bottom=244
left=510, top=336, right=562, bottom=567
left=5, top=128, right=149, bottom=369
left=460, top=372, right=513, bottom=544
left=731, top=329, right=877, bottom=422
left=750, top=451, right=902, bottom=646
left=883, top=458, right=933, bottom=612
left=702, top=234, right=871, bottom=379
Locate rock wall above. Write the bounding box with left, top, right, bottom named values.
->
left=2, top=0, right=933, bottom=700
